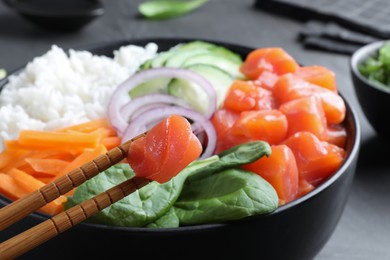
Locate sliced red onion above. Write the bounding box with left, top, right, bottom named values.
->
left=120, top=94, right=190, bottom=122
left=108, top=67, right=217, bottom=135
left=129, top=103, right=165, bottom=121
left=122, top=106, right=217, bottom=160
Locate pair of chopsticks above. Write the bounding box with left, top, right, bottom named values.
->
left=0, top=132, right=150, bottom=259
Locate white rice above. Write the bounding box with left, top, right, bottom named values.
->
left=0, top=42, right=158, bottom=151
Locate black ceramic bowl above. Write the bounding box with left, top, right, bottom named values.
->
left=3, top=0, right=104, bottom=32
left=350, top=40, right=390, bottom=139
left=0, top=38, right=361, bottom=260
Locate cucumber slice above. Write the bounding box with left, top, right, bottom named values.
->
left=150, top=51, right=176, bottom=68
left=138, top=51, right=173, bottom=70
left=167, top=64, right=234, bottom=114
left=164, top=49, right=211, bottom=68
left=208, top=46, right=243, bottom=64
left=174, top=40, right=217, bottom=51
left=128, top=77, right=172, bottom=98
left=139, top=59, right=153, bottom=70
left=163, top=41, right=217, bottom=68
left=134, top=41, right=242, bottom=105
left=144, top=41, right=215, bottom=68
left=182, top=52, right=243, bottom=78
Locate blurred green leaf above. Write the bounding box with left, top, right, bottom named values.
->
left=139, top=0, right=208, bottom=20
left=0, top=69, right=6, bottom=80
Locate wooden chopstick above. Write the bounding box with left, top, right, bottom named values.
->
left=0, top=176, right=151, bottom=259
left=0, top=131, right=147, bottom=231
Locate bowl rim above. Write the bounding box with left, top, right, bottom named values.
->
left=350, top=39, right=390, bottom=93
left=2, top=0, right=105, bottom=17
left=0, top=37, right=362, bottom=233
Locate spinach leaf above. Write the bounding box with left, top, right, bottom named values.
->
left=146, top=207, right=180, bottom=228
left=174, top=168, right=278, bottom=225
left=66, top=157, right=217, bottom=227
left=66, top=141, right=276, bottom=227
left=138, top=0, right=208, bottom=20
left=187, top=140, right=271, bottom=182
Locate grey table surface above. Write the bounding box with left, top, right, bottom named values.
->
left=0, top=0, right=389, bottom=259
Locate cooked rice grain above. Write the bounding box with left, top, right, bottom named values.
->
left=0, top=43, right=158, bottom=151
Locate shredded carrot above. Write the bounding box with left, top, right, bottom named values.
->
left=32, top=171, right=58, bottom=179
left=102, top=136, right=121, bottom=150
left=4, top=139, right=85, bottom=155
left=16, top=163, right=36, bottom=175
left=18, top=130, right=102, bottom=150
left=0, top=118, right=120, bottom=215
left=91, top=127, right=117, bottom=138
left=57, top=144, right=108, bottom=197
left=59, top=144, right=108, bottom=177
left=1, top=150, right=61, bottom=174
left=7, top=168, right=47, bottom=193
left=25, top=158, right=70, bottom=176
left=7, top=168, right=66, bottom=215
left=42, top=196, right=67, bottom=215
left=0, top=173, right=26, bottom=201
left=0, top=149, right=31, bottom=170
left=57, top=118, right=111, bottom=133
left=36, top=176, right=55, bottom=183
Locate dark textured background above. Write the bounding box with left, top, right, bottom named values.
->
left=1, top=0, right=390, bottom=259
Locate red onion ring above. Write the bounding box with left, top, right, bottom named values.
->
left=120, top=94, right=190, bottom=122
left=122, top=106, right=217, bottom=160
left=108, top=68, right=217, bottom=135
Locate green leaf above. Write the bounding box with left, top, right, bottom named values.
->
left=66, top=157, right=218, bottom=227
left=174, top=168, right=278, bottom=225
left=187, top=141, right=271, bottom=182
left=66, top=142, right=276, bottom=227
left=146, top=207, right=180, bottom=228
left=0, top=69, right=6, bottom=80
left=139, top=0, right=208, bottom=20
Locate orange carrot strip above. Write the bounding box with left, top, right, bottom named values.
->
left=43, top=152, right=76, bottom=162
left=36, top=176, right=55, bottom=184
left=43, top=196, right=67, bottom=215
left=0, top=173, right=27, bottom=201
left=25, top=158, right=70, bottom=176
left=0, top=149, right=31, bottom=170
left=94, top=127, right=117, bottom=137
left=102, top=136, right=121, bottom=150
left=55, top=144, right=108, bottom=197
left=58, top=144, right=108, bottom=178
left=32, top=171, right=58, bottom=178
left=16, top=163, right=36, bottom=175
left=104, top=127, right=118, bottom=137
left=7, top=168, right=47, bottom=192
left=1, top=150, right=64, bottom=174
left=57, top=118, right=111, bottom=133
left=3, top=140, right=83, bottom=155
left=7, top=168, right=66, bottom=215
left=18, top=130, right=102, bottom=150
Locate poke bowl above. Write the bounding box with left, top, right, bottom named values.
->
left=0, top=38, right=361, bottom=259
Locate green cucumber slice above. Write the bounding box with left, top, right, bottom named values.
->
left=128, top=77, right=172, bottom=98
left=163, top=41, right=217, bottom=68
left=167, top=64, right=234, bottom=114
left=151, top=51, right=176, bottom=68
left=140, top=59, right=153, bottom=70
left=140, top=41, right=214, bottom=69
left=182, top=52, right=243, bottom=78
left=164, top=49, right=211, bottom=68
left=208, top=46, right=243, bottom=64
left=174, top=40, right=217, bottom=51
